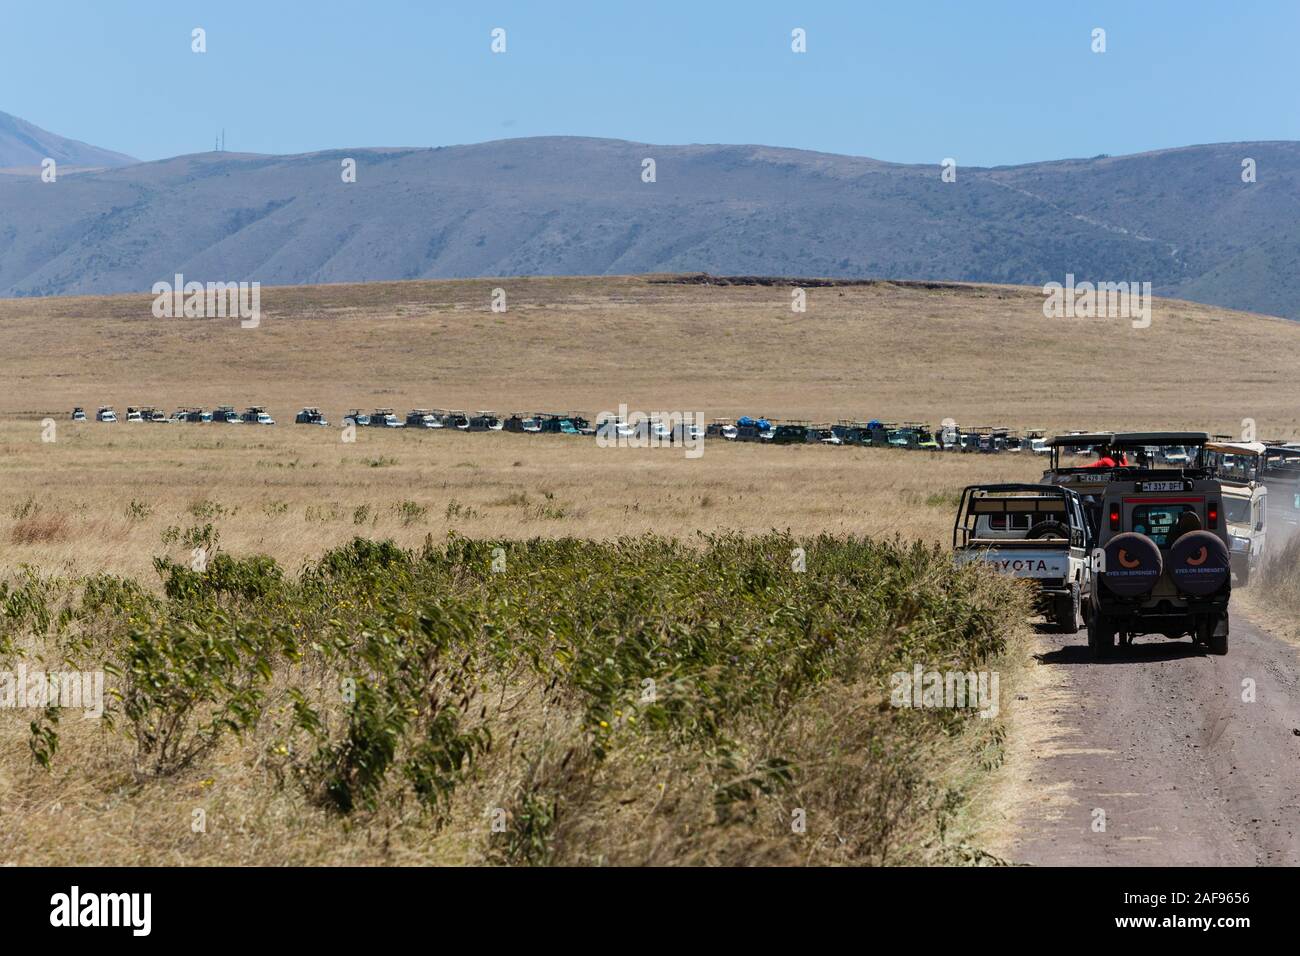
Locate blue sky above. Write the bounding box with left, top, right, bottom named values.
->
left=3, top=0, right=1296, bottom=166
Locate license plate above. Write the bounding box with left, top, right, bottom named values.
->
left=1139, top=480, right=1186, bottom=492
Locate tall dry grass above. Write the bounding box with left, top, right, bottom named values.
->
left=0, top=533, right=1028, bottom=866
left=0, top=421, right=1047, bottom=579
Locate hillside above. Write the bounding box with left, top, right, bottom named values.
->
left=0, top=109, right=137, bottom=169
left=0, top=136, right=1297, bottom=318
left=2, top=275, right=1299, bottom=437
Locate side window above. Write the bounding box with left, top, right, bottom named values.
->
left=1070, top=498, right=1087, bottom=546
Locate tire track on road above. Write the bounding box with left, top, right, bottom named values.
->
left=1001, top=604, right=1300, bottom=865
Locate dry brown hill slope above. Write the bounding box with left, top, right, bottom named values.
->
left=2, top=274, right=1298, bottom=436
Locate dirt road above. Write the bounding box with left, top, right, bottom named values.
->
left=1005, top=607, right=1300, bottom=865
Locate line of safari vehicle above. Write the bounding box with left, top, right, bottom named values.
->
left=953, top=432, right=1288, bottom=659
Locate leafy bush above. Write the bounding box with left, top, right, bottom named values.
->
left=7, top=532, right=1023, bottom=863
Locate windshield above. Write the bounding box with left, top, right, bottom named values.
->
left=1223, top=497, right=1252, bottom=525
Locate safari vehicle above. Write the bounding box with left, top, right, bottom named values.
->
left=953, top=483, right=1092, bottom=632
left=1205, top=440, right=1267, bottom=584
left=343, top=409, right=370, bottom=427
left=1085, top=435, right=1231, bottom=657
left=71, top=406, right=87, bottom=422
left=993, top=428, right=1017, bottom=451
left=367, top=409, right=403, bottom=428
left=958, top=425, right=1000, bottom=453
left=406, top=409, right=442, bottom=429
left=1259, top=443, right=1300, bottom=541
left=894, top=423, right=939, bottom=450
left=1042, top=432, right=1133, bottom=496
left=96, top=406, right=117, bottom=423
left=1043, top=432, right=1209, bottom=493
left=296, top=407, right=330, bottom=426
left=215, top=405, right=242, bottom=424
left=176, top=407, right=211, bottom=423
left=538, top=414, right=580, bottom=435
left=648, top=419, right=707, bottom=444
left=706, top=418, right=740, bottom=440
left=568, top=414, right=596, bottom=436
left=125, top=406, right=144, bottom=423
left=596, top=417, right=640, bottom=441
left=771, top=422, right=811, bottom=445
left=467, top=411, right=504, bottom=432
left=807, top=424, right=841, bottom=445
left=865, top=420, right=895, bottom=446
left=502, top=412, right=537, bottom=433
left=242, top=406, right=275, bottom=425
left=843, top=422, right=876, bottom=446
left=733, top=416, right=774, bottom=442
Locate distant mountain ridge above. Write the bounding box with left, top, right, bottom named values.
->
left=0, top=126, right=1296, bottom=318
left=0, top=110, right=137, bottom=169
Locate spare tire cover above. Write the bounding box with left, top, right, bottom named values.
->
left=1103, top=532, right=1163, bottom=596
left=1168, top=530, right=1230, bottom=595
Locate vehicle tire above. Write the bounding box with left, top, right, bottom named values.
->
left=1027, top=521, right=1070, bottom=541
left=1087, top=609, right=1114, bottom=659
left=1169, top=531, right=1231, bottom=596
left=1054, top=587, right=1080, bottom=634
left=1101, top=532, right=1163, bottom=597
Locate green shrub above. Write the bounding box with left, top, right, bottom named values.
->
left=11, top=531, right=1023, bottom=863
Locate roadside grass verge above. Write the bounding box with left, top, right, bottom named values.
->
left=0, top=532, right=1027, bottom=865
left=1261, top=535, right=1300, bottom=614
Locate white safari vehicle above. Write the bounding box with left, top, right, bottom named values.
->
left=953, top=483, right=1093, bottom=632
left=1204, top=440, right=1267, bottom=585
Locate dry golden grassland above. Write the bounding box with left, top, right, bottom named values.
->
left=4, top=274, right=1298, bottom=575
left=1, top=421, right=1043, bottom=579
left=1, top=275, right=1296, bottom=866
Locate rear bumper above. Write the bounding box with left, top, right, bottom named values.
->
left=1095, top=586, right=1229, bottom=629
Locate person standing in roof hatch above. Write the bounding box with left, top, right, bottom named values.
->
left=1086, top=444, right=1117, bottom=469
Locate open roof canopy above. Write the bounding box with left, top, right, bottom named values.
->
left=1206, top=440, right=1266, bottom=457
left=1049, top=432, right=1113, bottom=447
left=1110, top=431, right=1209, bottom=447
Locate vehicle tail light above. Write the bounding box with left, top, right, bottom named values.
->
left=1207, top=503, right=1219, bottom=529
left=1109, top=507, right=1121, bottom=531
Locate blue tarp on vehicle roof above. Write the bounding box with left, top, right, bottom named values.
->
left=737, top=416, right=773, bottom=430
